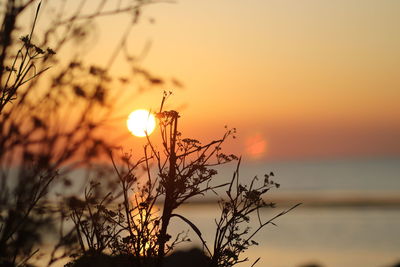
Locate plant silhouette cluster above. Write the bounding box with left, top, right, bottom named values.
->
left=58, top=92, right=298, bottom=267
left=1, top=1, right=298, bottom=267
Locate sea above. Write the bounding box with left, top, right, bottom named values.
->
left=167, top=157, right=400, bottom=267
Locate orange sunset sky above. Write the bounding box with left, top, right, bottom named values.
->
left=33, top=0, right=400, bottom=161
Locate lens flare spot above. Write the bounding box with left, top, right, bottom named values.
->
left=246, top=133, right=267, bottom=159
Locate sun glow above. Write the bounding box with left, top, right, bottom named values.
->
left=127, top=109, right=156, bottom=137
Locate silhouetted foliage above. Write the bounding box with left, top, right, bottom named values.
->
left=1, top=0, right=171, bottom=265
left=1, top=1, right=298, bottom=267
left=63, top=92, right=299, bottom=267
left=68, top=247, right=210, bottom=267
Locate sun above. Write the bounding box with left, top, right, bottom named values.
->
left=127, top=109, right=156, bottom=137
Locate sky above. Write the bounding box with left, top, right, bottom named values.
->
left=35, top=0, right=400, bottom=161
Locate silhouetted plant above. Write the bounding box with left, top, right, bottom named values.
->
left=210, top=161, right=300, bottom=266
left=0, top=2, right=54, bottom=113
left=1, top=0, right=173, bottom=265
left=65, top=92, right=299, bottom=267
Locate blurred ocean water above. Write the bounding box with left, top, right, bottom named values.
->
left=214, top=157, right=400, bottom=194
left=167, top=157, right=400, bottom=267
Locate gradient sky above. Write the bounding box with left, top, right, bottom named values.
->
left=38, top=0, right=400, bottom=160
